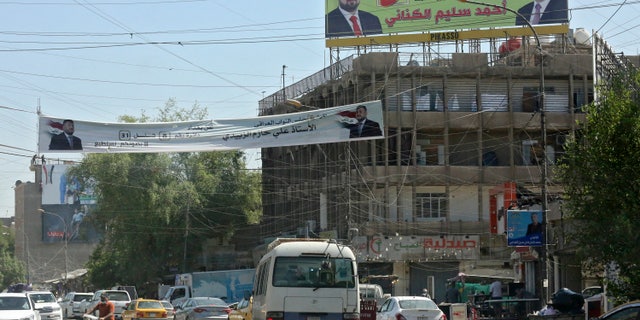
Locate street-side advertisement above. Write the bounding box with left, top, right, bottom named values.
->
left=38, top=101, right=384, bottom=154
left=325, top=0, right=568, bottom=38
left=506, top=210, right=544, bottom=247
left=40, top=164, right=101, bottom=243
left=351, top=235, right=480, bottom=261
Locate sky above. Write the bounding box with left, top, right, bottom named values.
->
left=1, top=0, right=639, bottom=218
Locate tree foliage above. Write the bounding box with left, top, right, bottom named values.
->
left=70, top=100, right=261, bottom=293
left=0, top=226, right=26, bottom=290
left=557, top=69, right=640, bottom=303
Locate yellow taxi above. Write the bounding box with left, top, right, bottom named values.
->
left=227, top=296, right=252, bottom=320
left=122, top=299, right=168, bottom=320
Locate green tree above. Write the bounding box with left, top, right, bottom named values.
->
left=557, top=69, right=640, bottom=303
left=0, top=226, right=26, bottom=290
left=71, top=100, right=261, bottom=293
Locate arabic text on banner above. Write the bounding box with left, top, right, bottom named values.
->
left=38, top=101, right=384, bottom=153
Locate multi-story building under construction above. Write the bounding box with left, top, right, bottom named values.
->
left=257, top=25, right=635, bottom=304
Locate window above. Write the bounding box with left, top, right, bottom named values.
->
left=416, top=193, right=447, bottom=220
left=573, top=87, right=593, bottom=113
left=522, top=86, right=556, bottom=112
left=603, top=306, right=640, bottom=320
left=272, top=256, right=355, bottom=288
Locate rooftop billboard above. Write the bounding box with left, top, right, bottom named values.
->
left=325, top=0, right=568, bottom=40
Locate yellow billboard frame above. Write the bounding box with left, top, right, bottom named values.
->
left=325, top=24, right=569, bottom=48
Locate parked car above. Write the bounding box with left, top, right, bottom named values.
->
left=121, top=299, right=167, bottom=320
left=227, top=296, right=252, bottom=320
left=26, top=291, right=63, bottom=320
left=0, top=292, right=39, bottom=320
left=111, top=286, right=138, bottom=301
left=83, top=290, right=131, bottom=320
left=594, top=300, right=640, bottom=320
left=59, top=292, right=93, bottom=319
left=173, top=297, right=229, bottom=320
left=160, top=301, right=175, bottom=319
left=377, top=296, right=446, bottom=320
left=582, top=286, right=604, bottom=299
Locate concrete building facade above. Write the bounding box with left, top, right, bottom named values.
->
left=257, top=30, right=626, bottom=304
left=14, top=163, right=96, bottom=292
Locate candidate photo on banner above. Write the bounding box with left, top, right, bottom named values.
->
left=506, top=210, right=544, bottom=247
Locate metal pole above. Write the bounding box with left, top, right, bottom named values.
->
left=183, top=201, right=189, bottom=272
left=459, top=0, right=548, bottom=303
left=282, top=65, right=287, bottom=101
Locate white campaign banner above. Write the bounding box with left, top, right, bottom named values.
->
left=38, top=101, right=384, bottom=153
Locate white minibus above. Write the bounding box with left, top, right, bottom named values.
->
left=252, top=238, right=360, bottom=320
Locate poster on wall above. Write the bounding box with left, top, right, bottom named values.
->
left=41, top=164, right=95, bottom=205
left=40, top=204, right=102, bottom=243
left=40, top=163, right=101, bottom=243
left=506, top=210, right=544, bottom=246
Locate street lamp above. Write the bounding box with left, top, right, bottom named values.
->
left=38, top=209, right=69, bottom=291
left=458, top=0, right=549, bottom=303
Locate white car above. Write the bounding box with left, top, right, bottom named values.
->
left=59, top=292, right=93, bottom=319
left=0, top=292, right=39, bottom=320
left=83, top=290, right=131, bottom=320
left=377, top=296, right=446, bottom=320
left=26, top=291, right=63, bottom=320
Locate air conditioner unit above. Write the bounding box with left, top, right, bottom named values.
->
left=556, top=134, right=567, bottom=145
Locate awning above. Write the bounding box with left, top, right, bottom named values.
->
left=462, top=268, right=514, bottom=281
left=43, top=268, right=88, bottom=284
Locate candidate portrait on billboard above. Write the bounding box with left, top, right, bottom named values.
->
left=507, top=210, right=544, bottom=246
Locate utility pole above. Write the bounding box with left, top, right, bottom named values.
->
left=459, top=0, right=549, bottom=303
left=282, top=65, right=287, bottom=101
left=183, top=201, right=189, bottom=272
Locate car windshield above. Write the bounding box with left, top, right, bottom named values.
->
left=273, top=256, right=355, bottom=288
left=105, top=292, right=129, bottom=301
left=29, top=293, right=55, bottom=303
left=74, top=295, right=93, bottom=302
left=161, top=301, right=173, bottom=309
left=398, top=299, right=438, bottom=310
left=138, top=301, right=163, bottom=309
left=0, top=297, right=30, bottom=310
left=361, top=288, right=377, bottom=299
left=194, top=298, right=226, bottom=306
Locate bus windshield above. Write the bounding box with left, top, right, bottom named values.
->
left=273, top=256, right=355, bottom=288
